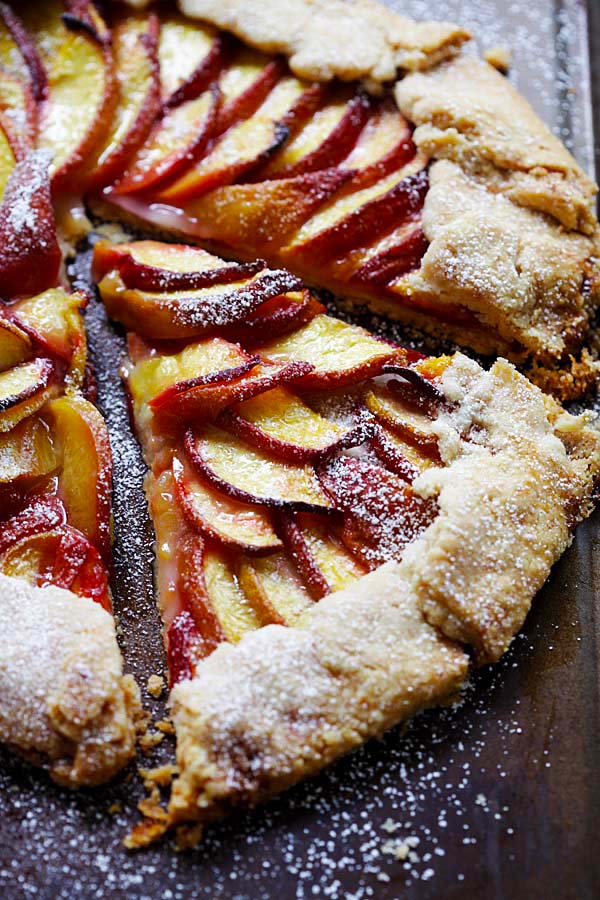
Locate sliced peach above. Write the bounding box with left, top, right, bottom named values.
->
left=11, top=288, right=86, bottom=362
left=258, top=86, right=370, bottom=180
left=258, top=313, right=403, bottom=388
left=21, top=0, right=117, bottom=189
left=46, top=393, right=112, bottom=561
left=151, top=360, right=313, bottom=427
left=0, top=2, right=47, bottom=103
left=155, top=76, right=309, bottom=203
left=111, top=86, right=219, bottom=195
left=276, top=509, right=365, bottom=598
left=167, top=610, right=205, bottom=686
left=98, top=266, right=302, bottom=339
left=185, top=423, right=334, bottom=511
left=80, top=12, right=161, bottom=192
left=198, top=543, right=262, bottom=640
left=0, top=69, right=37, bottom=146
left=221, top=290, right=325, bottom=344
left=158, top=12, right=226, bottom=108
left=0, top=114, right=19, bottom=202
left=115, top=252, right=266, bottom=294
left=0, top=529, right=59, bottom=584
left=219, top=385, right=361, bottom=462
left=172, top=452, right=282, bottom=554
left=238, top=552, right=313, bottom=626
left=92, top=237, right=232, bottom=281
left=179, top=168, right=351, bottom=256
left=177, top=534, right=225, bottom=643
left=0, top=493, right=65, bottom=553
left=282, top=159, right=429, bottom=267
left=0, top=314, right=31, bottom=371
left=348, top=222, right=428, bottom=287
left=127, top=336, right=251, bottom=416
left=50, top=524, right=111, bottom=611
left=341, top=99, right=415, bottom=188
left=0, top=357, right=54, bottom=432
left=216, top=49, right=284, bottom=134
left=0, top=413, right=58, bottom=485
left=0, top=151, right=61, bottom=299
left=365, top=383, right=440, bottom=451
left=318, top=455, right=438, bottom=569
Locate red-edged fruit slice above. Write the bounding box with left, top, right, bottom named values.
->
left=10, top=288, right=86, bottom=363
left=0, top=2, right=47, bottom=103
left=216, top=48, right=284, bottom=135
left=348, top=222, right=428, bottom=287
left=158, top=12, right=225, bottom=108
left=179, top=168, right=351, bottom=256
left=220, top=290, right=325, bottom=344
left=185, top=423, right=334, bottom=511
left=97, top=265, right=302, bottom=339
left=0, top=493, right=65, bottom=551
left=0, top=314, right=31, bottom=371
left=47, top=393, right=112, bottom=561
left=22, top=1, right=117, bottom=190
left=150, top=360, right=313, bottom=427
left=0, top=151, right=61, bottom=299
left=257, top=313, right=403, bottom=388
left=167, top=610, right=205, bottom=686
left=155, top=75, right=311, bottom=203
left=276, top=509, right=366, bottom=598
left=257, top=86, right=370, bottom=180
left=48, top=523, right=111, bottom=611
left=0, top=69, right=37, bottom=146
left=111, top=85, right=219, bottom=195
left=0, top=414, right=58, bottom=485
left=80, top=11, right=160, bottom=192
left=238, top=551, right=313, bottom=625
left=369, top=424, right=428, bottom=482
left=0, top=113, right=20, bottom=202
left=219, top=385, right=361, bottom=461
left=341, top=99, right=415, bottom=188
left=0, top=357, right=54, bottom=432
left=282, top=159, right=429, bottom=267
left=365, top=382, right=440, bottom=451
left=318, top=455, right=438, bottom=569
left=172, top=452, right=282, bottom=554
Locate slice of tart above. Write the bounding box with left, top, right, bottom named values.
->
left=94, top=238, right=600, bottom=833
left=82, top=0, right=600, bottom=401
left=0, top=150, right=139, bottom=786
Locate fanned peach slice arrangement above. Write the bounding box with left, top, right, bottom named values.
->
left=94, top=236, right=600, bottom=838
left=93, top=238, right=467, bottom=684
left=0, top=150, right=113, bottom=610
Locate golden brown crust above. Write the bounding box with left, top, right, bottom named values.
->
left=0, top=574, right=140, bottom=787
left=403, top=354, right=600, bottom=662
left=168, top=562, right=469, bottom=824
left=175, top=0, right=469, bottom=81
left=395, top=55, right=598, bottom=234
left=401, top=160, right=600, bottom=362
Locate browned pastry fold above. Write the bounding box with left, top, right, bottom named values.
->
left=169, top=562, right=469, bottom=824
left=0, top=574, right=140, bottom=787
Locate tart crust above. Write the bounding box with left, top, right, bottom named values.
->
left=0, top=574, right=140, bottom=788
left=169, top=561, right=469, bottom=825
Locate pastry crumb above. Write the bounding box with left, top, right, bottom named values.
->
left=484, top=45, right=512, bottom=72
left=156, top=718, right=175, bottom=734
left=147, top=673, right=165, bottom=698
left=139, top=730, right=164, bottom=754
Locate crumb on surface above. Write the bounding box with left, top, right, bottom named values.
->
left=147, top=673, right=165, bottom=698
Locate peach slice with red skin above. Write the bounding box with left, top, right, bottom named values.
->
left=49, top=524, right=111, bottom=611
left=257, top=313, right=403, bottom=388
left=238, top=551, right=313, bottom=626
left=172, top=452, right=282, bottom=554
left=369, top=424, right=424, bottom=483
left=97, top=265, right=303, bottom=339
left=0, top=414, right=58, bottom=486
left=158, top=13, right=227, bottom=108
left=0, top=493, right=66, bottom=552
left=21, top=0, right=117, bottom=190
left=47, top=393, right=112, bottom=562
left=255, top=87, right=371, bottom=180
left=0, top=357, right=54, bottom=432
left=218, top=385, right=364, bottom=462
left=155, top=75, right=310, bottom=203
left=150, top=359, right=313, bottom=427
left=175, top=167, right=351, bottom=257
left=92, top=238, right=233, bottom=282
left=185, top=424, right=334, bottom=512
left=0, top=152, right=61, bottom=299
left=341, top=99, right=415, bottom=189
left=221, top=290, right=325, bottom=344
left=80, top=11, right=161, bottom=192
left=0, top=113, right=21, bottom=203
left=110, top=86, right=219, bottom=195
left=0, top=2, right=47, bottom=104
left=349, top=223, right=428, bottom=287
left=0, top=314, right=31, bottom=371
left=10, top=288, right=86, bottom=363
left=167, top=610, right=205, bottom=686
left=216, top=51, right=285, bottom=135
left=282, top=164, right=429, bottom=268
left=0, top=69, right=38, bottom=146
left=318, top=455, right=438, bottom=569
left=365, top=383, right=441, bottom=452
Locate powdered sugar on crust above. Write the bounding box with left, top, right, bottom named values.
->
left=0, top=573, right=140, bottom=788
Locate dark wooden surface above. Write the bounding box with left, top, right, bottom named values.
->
left=1, top=1, right=599, bottom=897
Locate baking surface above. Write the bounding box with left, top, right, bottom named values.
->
left=1, top=1, right=600, bottom=898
